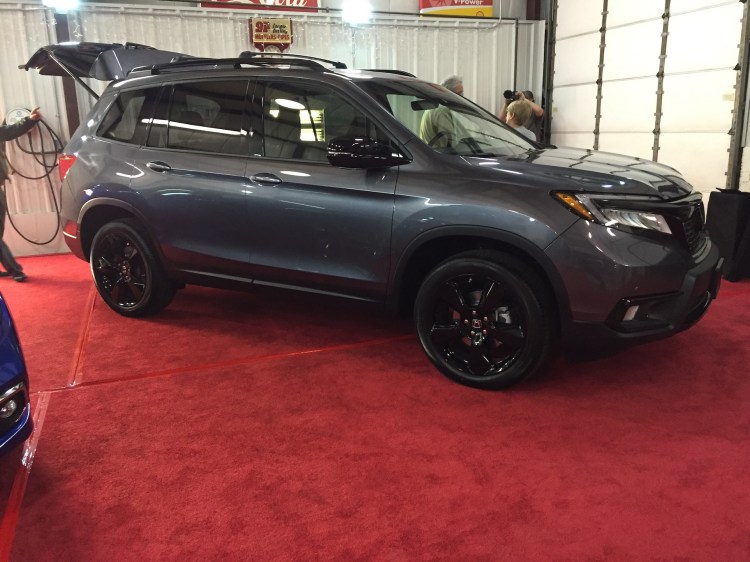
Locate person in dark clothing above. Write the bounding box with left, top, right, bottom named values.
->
left=0, top=107, right=42, bottom=282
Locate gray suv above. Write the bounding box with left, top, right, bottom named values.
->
left=23, top=43, right=722, bottom=389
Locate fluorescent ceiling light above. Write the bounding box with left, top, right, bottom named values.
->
left=342, top=0, right=372, bottom=25
left=42, top=0, right=79, bottom=12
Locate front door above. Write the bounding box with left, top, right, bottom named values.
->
left=244, top=79, right=400, bottom=301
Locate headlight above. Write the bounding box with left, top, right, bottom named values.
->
left=552, top=192, right=672, bottom=235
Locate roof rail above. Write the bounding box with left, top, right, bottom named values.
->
left=129, top=53, right=348, bottom=76
left=238, top=51, right=347, bottom=70
left=361, top=69, right=417, bottom=78
left=130, top=57, right=272, bottom=76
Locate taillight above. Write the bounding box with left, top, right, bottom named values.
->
left=58, top=154, right=77, bottom=181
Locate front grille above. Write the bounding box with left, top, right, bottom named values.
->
left=682, top=205, right=706, bottom=255
left=664, top=197, right=707, bottom=256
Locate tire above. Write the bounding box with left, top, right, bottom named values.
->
left=414, top=250, right=554, bottom=390
left=89, top=218, right=177, bottom=317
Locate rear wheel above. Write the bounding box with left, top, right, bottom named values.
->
left=89, top=219, right=176, bottom=317
left=414, top=251, right=554, bottom=389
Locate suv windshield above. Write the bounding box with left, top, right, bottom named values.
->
left=357, top=79, right=536, bottom=157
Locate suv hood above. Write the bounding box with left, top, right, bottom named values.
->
left=464, top=146, right=693, bottom=200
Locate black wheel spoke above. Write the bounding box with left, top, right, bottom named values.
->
left=110, top=281, right=124, bottom=304
left=467, top=347, right=492, bottom=375
left=104, top=234, right=121, bottom=258
left=96, top=259, right=116, bottom=276
left=437, top=282, right=468, bottom=314
left=127, top=280, right=145, bottom=301
left=430, top=323, right=465, bottom=346
left=124, top=244, right=140, bottom=261
left=478, top=280, right=506, bottom=315
left=488, top=324, right=525, bottom=350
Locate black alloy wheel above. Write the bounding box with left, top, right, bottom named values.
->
left=414, top=251, right=553, bottom=389
left=89, top=219, right=176, bottom=317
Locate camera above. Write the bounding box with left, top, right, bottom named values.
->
left=503, top=90, right=520, bottom=102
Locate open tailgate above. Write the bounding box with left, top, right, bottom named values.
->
left=20, top=42, right=193, bottom=98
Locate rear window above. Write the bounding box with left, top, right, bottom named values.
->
left=97, top=88, right=160, bottom=144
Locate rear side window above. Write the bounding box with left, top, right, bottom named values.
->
left=98, top=87, right=160, bottom=144
left=147, top=80, right=251, bottom=156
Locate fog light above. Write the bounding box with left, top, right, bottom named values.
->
left=623, top=305, right=640, bottom=322
left=0, top=399, right=18, bottom=419
left=608, top=293, right=677, bottom=333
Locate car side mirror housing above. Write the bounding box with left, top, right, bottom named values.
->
left=327, top=137, right=411, bottom=169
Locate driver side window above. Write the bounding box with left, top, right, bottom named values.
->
left=260, top=81, right=389, bottom=162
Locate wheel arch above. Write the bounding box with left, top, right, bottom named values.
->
left=390, top=226, right=571, bottom=329
left=78, top=198, right=154, bottom=260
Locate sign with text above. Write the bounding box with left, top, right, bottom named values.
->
left=201, top=0, right=318, bottom=12
left=251, top=17, right=293, bottom=52
left=419, top=0, right=494, bottom=18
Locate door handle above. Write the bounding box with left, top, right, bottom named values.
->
left=250, top=173, right=282, bottom=185
left=147, top=161, right=172, bottom=173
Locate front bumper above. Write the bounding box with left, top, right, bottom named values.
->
left=547, top=220, right=722, bottom=353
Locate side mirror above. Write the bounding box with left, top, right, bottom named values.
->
left=327, top=137, right=411, bottom=169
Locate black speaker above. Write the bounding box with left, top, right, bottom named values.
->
left=705, top=190, right=750, bottom=281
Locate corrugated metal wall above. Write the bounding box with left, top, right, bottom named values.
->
left=552, top=0, right=744, bottom=199
left=0, top=1, right=544, bottom=256
left=67, top=5, right=544, bottom=116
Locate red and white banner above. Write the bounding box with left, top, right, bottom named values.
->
left=419, top=0, right=494, bottom=17
left=201, top=0, right=318, bottom=12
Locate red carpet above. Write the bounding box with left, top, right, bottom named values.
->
left=1, top=254, right=749, bottom=560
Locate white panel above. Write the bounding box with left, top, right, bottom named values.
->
left=556, top=0, right=603, bottom=38
left=599, top=77, right=659, bottom=132
left=602, top=21, right=662, bottom=80
left=665, top=3, right=743, bottom=73
left=658, top=132, right=730, bottom=194
left=516, top=21, right=546, bottom=108
left=553, top=33, right=600, bottom=86
left=606, top=0, right=664, bottom=27
left=597, top=133, right=654, bottom=161
left=550, top=133, right=596, bottom=150
left=670, top=0, right=737, bottom=15
left=549, top=84, right=598, bottom=134
left=660, top=70, right=736, bottom=133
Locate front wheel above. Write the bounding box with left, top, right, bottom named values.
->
left=414, top=251, right=554, bottom=390
left=89, top=219, right=176, bottom=317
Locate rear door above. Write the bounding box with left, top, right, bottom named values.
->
left=244, top=78, right=400, bottom=300
left=131, top=79, right=255, bottom=277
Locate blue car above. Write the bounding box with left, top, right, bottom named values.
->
left=0, top=293, right=32, bottom=456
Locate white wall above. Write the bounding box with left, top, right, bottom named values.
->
left=552, top=0, right=744, bottom=200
